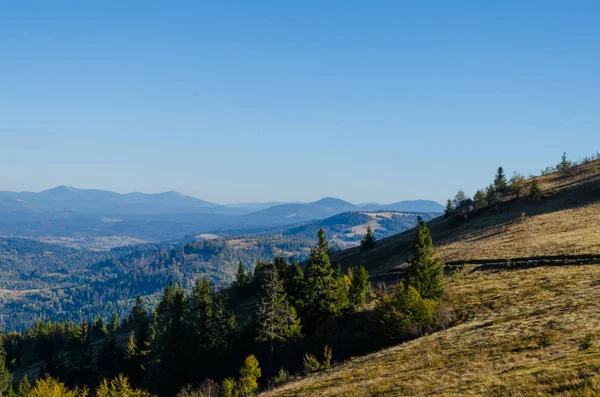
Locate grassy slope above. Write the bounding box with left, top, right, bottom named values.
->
left=330, top=159, right=600, bottom=272
left=263, top=159, right=600, bottom=396
left=264, top=264, right=600, bottom=396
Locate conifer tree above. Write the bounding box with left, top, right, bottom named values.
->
left=92, top=315, right=107, bottom=338
left=444, top=199, right=454, bottom=216
left=348, top=266, right=369, bottom=308
left=255, top=266, right=301, bottom=353
left=303, top=229, right=341, bottom=326
left=108, top=311, right=120, bottom=334
left=97, top=327, right=124, bottom=381
left=156, top=281, right=176, bottom=315
left=17, top=375, right=30, bottom=397
left=72, top=320, right=96, bottom=387
left=360, top=226, right=376, bottom=251
left=235, top=262, right=251, bottom=288
left=406, top=219, right=444, bottom=300
left=0, top=335, right=12, bottom=397
left=157, top=284, right=187, bottom=395
left=473, top=189, right=487, bottom=209
left=285, top=260, right=305, bottom=310
left=188, top=277, right=213, bottom=351
left=529, top=178, right=542, bottom=200
left=238, top=355, right=261, bottom=397
left=494, top=167, right=507, bottom=192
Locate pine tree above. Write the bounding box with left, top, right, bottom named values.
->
left=444, top=199, right=454, bottom=216
left=494, top=167, right=507, bottom=192
left=156, top=281, right=176, bottom=315
left=360, top=226, right=376, bottom=251
left=348, top=266, right=369, bottom=308
left=129, top=296, right=151, bottom=357
left=157, top=284, right=187, bottom=395
left=235, top=262, right=250, bottom=288
left=285, top=260, right=305, bottom=310
left=529, top=178, right=542, bottom=200
left=238, top=355, right=261, bottom=397
left=17, top=375, right=30, bottom=397
left=0, top=336, right=12, bottom=397
left=92, top=315, right=107, bottom=338
left=273, top=256, right=289, bottom=281
left=473, top=189, right=487, bottom=209
left=71, top=320, right=96, bottom=387
left=256, top=266, right=301, bottom=353
left=406, top=219, right=444, bottom=300
left=188, top=277, right=213, bottom=351
left=303, top=229, right=341, bottom=327
left=97, top=329, right=123, bottom=381
left=107, top=311, right=120, bottom=334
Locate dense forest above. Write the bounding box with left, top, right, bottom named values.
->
left=0, top=235, right=315, bottom=331
left=0, top=224, right=454, bottom=397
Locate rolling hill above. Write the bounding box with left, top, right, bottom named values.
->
left=281, top=211, right=439, bottom=248
left=359, top=199, right=445, bottom=213
left=263, top=158, right=600, bottom=396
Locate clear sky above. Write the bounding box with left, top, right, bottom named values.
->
left=1, top=1, right=598, bottom=204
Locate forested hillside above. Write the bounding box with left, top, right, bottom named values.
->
left=1, top=154, right=599, bottom=397
left=0, top=235, right=314, bottom=331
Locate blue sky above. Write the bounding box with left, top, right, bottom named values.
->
left=1, top=1, right=598, bottom=204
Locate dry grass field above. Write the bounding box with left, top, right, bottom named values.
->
left=263, top=264, right=600, bottom=396
left=263, top=159, right=600, bottom=396
left=331, top=159, right=600, bottom=273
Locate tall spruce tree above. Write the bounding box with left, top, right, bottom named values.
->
left=157, top=284, right=187, bottom=395
left=97, top=327, right=124, bottom=381
left=255, top=265, right=301, bottom=354
left=235, top=261, right=251, bottom=288
left=303, top=229, right=341, bottom=326
left=348, top=266, right=369, bottom=308
left=0, top=334, right=12, bottom=397
left=494, top=167, right=507, bottom=192
left=360, top=226, right=376, bottom=251
left=406, top=219, right=444, bottom=300
left=444, top=199, right=454, bottom=216
left=285, top=260, right=305, bottom=310
left=108, top=311, right=120, bottom=334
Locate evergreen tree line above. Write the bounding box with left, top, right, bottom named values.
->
left=444, top=164, right=547, bottom=217
left=1, top=224, right=450, bottom=397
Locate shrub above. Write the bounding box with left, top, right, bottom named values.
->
left=302, top=353, right=321, bottom=375
left=29, top=377, right=83, bottom=397
left=375, top=283, right=437, bottom=341
left=238, top=355, right=261, bottom=397
left=96, top=375, right=154, bottom=397
left=580, top=333, right=595, bottom=351
left=269, top=368, right=290, bottom=388
left=322, top=345, right=332, bottom=370
left=220, top=378, right=237, bottom=397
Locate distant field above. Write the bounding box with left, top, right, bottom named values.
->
left=263, top=263, right=600, bottom=396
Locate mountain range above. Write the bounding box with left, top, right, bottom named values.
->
left=0, top=186, right=444, bottom=243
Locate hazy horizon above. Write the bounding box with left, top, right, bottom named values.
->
left=0, top=184, right=444, bottom=206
